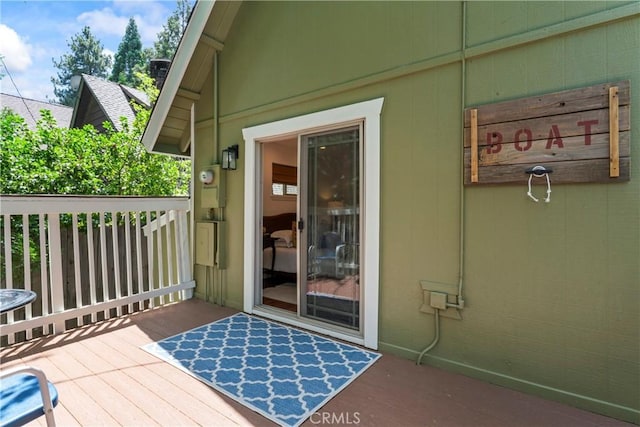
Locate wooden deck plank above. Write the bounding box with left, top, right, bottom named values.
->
left=74, top=338, right=196, bottom=426
left=84, top=302, right=272, bottom=426
left=29, top=351, right=119, bottom=426
left=95, top=326, right=257, bottom=426
left=56, top=344, right=159, bottom=426
left=1, top=299, right=634, bottom=427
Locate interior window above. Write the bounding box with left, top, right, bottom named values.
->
left=272, top=163, right=297, bottom=196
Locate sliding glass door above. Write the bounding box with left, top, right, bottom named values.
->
left=299, top=125, right=361, bottom=329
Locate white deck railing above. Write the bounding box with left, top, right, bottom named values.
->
left=0, top=195, right=193, bottom=344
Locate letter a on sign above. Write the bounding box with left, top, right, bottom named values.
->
left=546, top=125, right=564, bottom=149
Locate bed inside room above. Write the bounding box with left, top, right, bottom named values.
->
left=262, top=212, right=298, bottom=311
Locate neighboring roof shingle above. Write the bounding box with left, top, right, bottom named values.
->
left=0, top=93, right=73, bottom=130
left=121, top=85, right=150, bottom=108
left=75, top=74, right=150, bottom=132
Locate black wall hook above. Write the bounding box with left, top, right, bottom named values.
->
left=525, top=166, right=553, bottom=175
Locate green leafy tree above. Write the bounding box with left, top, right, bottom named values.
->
left=51, top=26, right=112, bottom=106
left=1, top=68, right=188, bottom=197
left=111, top=18, right=144, bottom=87
left=1, top=75, right=189, bottom=281
left=138, top=47, right=156, bottom=75
left=154, top=0, right=193, bottom=59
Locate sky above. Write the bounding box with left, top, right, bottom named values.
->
left=1, top=0, right=179, bottom=103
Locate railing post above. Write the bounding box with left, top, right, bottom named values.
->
left=176, top=210, right=193, bottom=300
left=3, top=214, right=15, bottom=344
left=47, top=213, right=66, bottom=333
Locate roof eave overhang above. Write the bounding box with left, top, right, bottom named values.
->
left=141, top=0, right=217, bottom=156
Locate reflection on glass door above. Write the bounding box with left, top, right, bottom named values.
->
left=300, top=126, right=361, bottom=329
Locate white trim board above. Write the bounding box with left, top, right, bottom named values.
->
left=243, top=97, right=384, bottom=349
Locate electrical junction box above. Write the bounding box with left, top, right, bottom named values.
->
left=195, top=221, right=226, bottom=269
left=195, top=222, right=215, bottom=267
left=419, top=280, right=463, bottom=320
left=201, top=164, right=226, bottom=208
left=430, top=291, right=448, bottom=310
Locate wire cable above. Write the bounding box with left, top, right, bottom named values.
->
left=0, top=56, right=39, bottom=124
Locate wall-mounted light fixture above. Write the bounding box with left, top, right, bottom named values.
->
left=222, top=144, right=239, bottom=170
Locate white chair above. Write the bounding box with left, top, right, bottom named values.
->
left=335, top=242, right=359, bottom=278
left=308, top=231, right=342, bottom=278
left=0, top=366, right=58, bottom=427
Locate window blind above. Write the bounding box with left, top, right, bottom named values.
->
left=272, top=163, right=297, bottom=186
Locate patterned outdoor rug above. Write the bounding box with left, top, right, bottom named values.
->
left=142, top=313, right=380, bottom=427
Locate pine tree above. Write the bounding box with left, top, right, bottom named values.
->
left=154, top=0, right=193, bottom=59
left=111, top=18, right=144, bottom=87
left=51, top=26, right=112, bottom=106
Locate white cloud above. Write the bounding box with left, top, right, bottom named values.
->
left=0, top=24, right=33, bottom=72
left=0, top=1, right=176, bottom=102
left=114, top=0, right=167, bottom=21
left=78, top=8, right=130, bottom=39
left=136, top=16, right=165, bottom=45
left=104, top=48, right=116, bottom=59
left=11, top=75, right=55, bottom=102
left=77, top=2, right=167, bottom=46
left=0, top=65, right=55, bottom=101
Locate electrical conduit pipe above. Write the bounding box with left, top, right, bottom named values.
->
left=417, top=1, right=469, bottom=365
left=416, top=308, right=440, bottom=365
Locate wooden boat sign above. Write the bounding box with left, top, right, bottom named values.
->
left=463, top=81, right=630, bottom=185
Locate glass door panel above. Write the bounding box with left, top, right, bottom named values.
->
left=300, top=126, right=361, bottom=329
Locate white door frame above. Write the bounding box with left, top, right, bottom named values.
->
left=242, top=98, right=383, bottom=349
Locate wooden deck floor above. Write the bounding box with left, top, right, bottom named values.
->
left=1, top=299, right=632, bottom=427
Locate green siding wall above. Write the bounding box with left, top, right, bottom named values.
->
left=202, top=1, right=640, bottom=422
left=219, top=1, right=461, bottom=115
left=461, top=2, right=639, bottom=417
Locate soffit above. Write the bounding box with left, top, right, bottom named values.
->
left=143, top=0, right=242, bottom=157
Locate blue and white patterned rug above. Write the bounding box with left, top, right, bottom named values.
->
left=142, top=313, right=380, bottom=427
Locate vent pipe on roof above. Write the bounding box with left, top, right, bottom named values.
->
left=70, top=75, right=82, bottom=91
left=150, top=59, right=171, bottom=89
